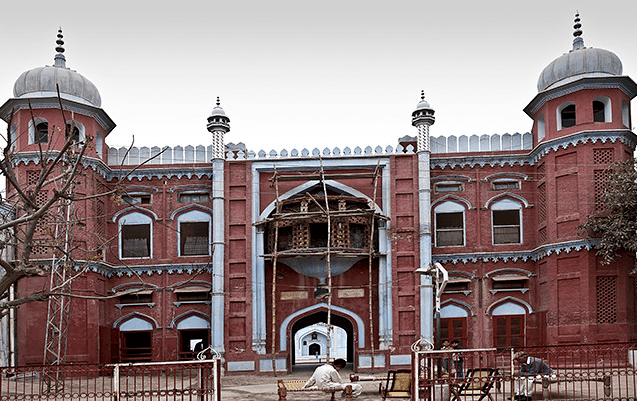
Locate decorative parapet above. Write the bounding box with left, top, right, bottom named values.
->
left=431, top=133, right=533, bottom=153
left=433, top=239, right=599, bottom=265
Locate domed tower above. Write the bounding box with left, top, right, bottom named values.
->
left=524, top=14, right=637, bottom=345
left=0, top=29, right=115, bottom=158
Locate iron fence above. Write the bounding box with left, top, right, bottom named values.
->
left=412, top=341, right=637, bottom=400
left=0, top=358, right=220, bottom=401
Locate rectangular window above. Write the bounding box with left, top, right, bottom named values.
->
left=179, top=192, right=211, bottom=203
left=493, top=315, right=524, bottom=348
left=491, top=180, right=520, bottom=191
left=175, top=288, right=211, bottom=302
left=440, top=317, right=467, bottom=346
left=179, top=329, right=210, bottom=360
left=121, top=224, right=151, bottom=258
left=493, top=210, right=520, bottom=244
left=36, top=122, right=48, bottom=143
left=118, top=290, right=153, bottom=304
left=180, top=221, right=209, bottom=256
left=349, top=223, right=367, bottom=248
left=121, top=331, right=152, bottom=362
left=435, top=212, right=464, bottom=247
left=435, top=183, right=463, bottom=193
left=309, top=223, right=328, bottom=248
left=123, top=195, right=151, bottom=205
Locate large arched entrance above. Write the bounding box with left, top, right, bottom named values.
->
left=290, top=311, right=354, bottom=369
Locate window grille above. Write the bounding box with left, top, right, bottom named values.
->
left=537, top=183, right=546, bottom=224
left=596, top=276, right=617, bottom=324
left=593, top=148, right=614, bottom=165
left=594, top=170, right=610, bottom=211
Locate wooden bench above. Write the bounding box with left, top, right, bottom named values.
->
left=277, top=379, right=353, bottom=401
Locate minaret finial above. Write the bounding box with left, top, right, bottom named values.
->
left=54, top=27, right=67, bottom=68
left=216, top=96, right=221, bottom=107
left=420, top=90, right=425, bottom=101
left=572, top=12, right=585, bottom=51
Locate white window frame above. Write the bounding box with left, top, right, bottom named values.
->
left=537, top=114, right=545, bottom=142
left=557, top=101, right=576, bottom=130
left=28, top=117, right=49, bottom=144
left=119, top=212, right=153, bottom=259
left=622, top=100, right=630, bottom=128
left=65, top=120, right=85, bottom=142
left=491, top=198, right=522, bottom=245
left=177, top=210, right=211, bottom=257
left=434, top=201, right=466, bottom=247
left=593, top=96, right=612, bottom=123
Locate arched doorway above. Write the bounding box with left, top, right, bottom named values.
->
left=290, top=311, right=354, bottom=369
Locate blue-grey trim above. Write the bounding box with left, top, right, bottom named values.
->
left=169, top=205, right=213, bottom=221
left=120, top=186, right=160, bottom=194
left=448, top=271, right=476, bottom=279
left=433, top=239, right=599, bottom=265
left=432, top=195, right=473, bottom=210
left=389, top=354, right=412, bottom=366
left=228, top=360, right=256, bottom=372
left=112, top=312, right=159, bottom=329
left=431, top=130, right=637, bottom=169
left=111, top=207, right=159, bottom=223
left=485, top=296, right=533, bottom=316
left=524, top=76, right=637, bottom=118
left=115, top=303, right=155, bottom=309
left=484, top=193, right=530, bottom=209
left=482, top=173, right=529, bottom=181
left=108, top=166, right=213, bottom=181
left=0, top=97, right=116, bottom=134
left=11, top=152, right=111, bottom=179
left=169, top=185, right=211, bottom=193
left=431, top=175, right=473, bottom=182
left=359, top=354, right=386, bottom=368
left=169, top=310, right=211, bottom=329
left=484, top=268, right=534, bottom=278
left=258, top=358, right=285, bottom=372
left=440, top=299, right=475, bottom=317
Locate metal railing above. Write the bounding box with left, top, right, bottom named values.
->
left=412, top=341, right=637, bottom=400
left=0, top=357, right=221, bottom=401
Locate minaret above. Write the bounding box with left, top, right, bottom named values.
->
left=411, top=91, right=436, bottom=346
left=207, top=98, right=230, bottom=354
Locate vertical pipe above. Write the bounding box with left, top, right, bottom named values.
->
left=211, top=144, right=225, bottom=354
left=418, top=123, right=434, bottom=344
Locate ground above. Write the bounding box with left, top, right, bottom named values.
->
left=221, top=365, right=384, bottom=400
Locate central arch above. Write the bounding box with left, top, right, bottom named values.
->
left=290, top=311, right=355, bottom=369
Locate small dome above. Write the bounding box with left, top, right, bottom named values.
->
left=537, top=14, right=623, bottom=92
left=12, top=29, right=101, bottom=107
left=13, top=65, right=102, bottom=107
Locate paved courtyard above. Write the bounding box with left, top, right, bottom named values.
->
left=221, top=365, right=385, bottom=400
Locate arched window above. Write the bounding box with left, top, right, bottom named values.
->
left=622, top=100, right=630, bottom=128
left=491, top=199, right=522, bottom=245
left=491, top=302, right=526, bottom=347
left=593, top=97, right=611, bottom=123
left=119, top=212, right=152, bottom=258
left=176, top=314, right=210, bottom=360
left=558, top=103, right=576, bottom=129
left=434, top=201, right=465, bottom=247
left=96, top=131, right=103, bottom=158
left=537, top=114, right=545, bottom=142
left=118, top=316, right=154, bottom=362
left=28, top=118, right=48, bottom=144
left=177, top=210, right=211, bottom=256
left=65, top=120, right=85, bottom=143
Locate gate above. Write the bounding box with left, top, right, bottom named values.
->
left=0, top=358, right=221, bottom=401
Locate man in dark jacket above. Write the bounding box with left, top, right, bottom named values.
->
left=512, top=352, right=554, bottom=401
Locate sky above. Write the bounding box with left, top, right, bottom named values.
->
left=0, top=1, right=636, bottom=153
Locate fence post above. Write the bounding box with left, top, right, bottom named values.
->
left=113, top=364, right=120, bottom=401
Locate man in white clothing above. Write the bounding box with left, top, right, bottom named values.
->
left=303, top=358, right=363, bottom=398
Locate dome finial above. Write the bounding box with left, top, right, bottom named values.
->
left=216, top=96, right=221, bottom=107
left=572, top=12, right=585, bottom=51
left=54, top=27, right=67, bottom=68
left=420, top=90, right=425, bottom=101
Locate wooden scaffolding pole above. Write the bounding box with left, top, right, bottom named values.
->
left=270, top=168, right=281, bottom=375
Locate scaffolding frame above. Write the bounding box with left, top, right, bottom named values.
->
left=260, top=159, right=384, bottom=373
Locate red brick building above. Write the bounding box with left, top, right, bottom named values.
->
left=1, top=16, right=636, bottom=373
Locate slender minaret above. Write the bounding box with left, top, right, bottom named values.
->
left=207, top=98, right=230, bottom=354
left=411, top=91, right=436, bottom=346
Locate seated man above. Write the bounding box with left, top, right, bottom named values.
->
left=303, top=358, right=363, bottom=398
left=512, top=352, right=555, bottom=401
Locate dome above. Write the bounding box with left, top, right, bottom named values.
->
left=13, top=65, right=102, bottom=107
left=12, top=30, right=101, bottom=107
left=537, top=14, right=623, bottom=92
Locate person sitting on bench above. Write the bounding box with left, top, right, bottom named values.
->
left=302, top=358, right=363, bottom=398
left=512, top=352, right=553, bottom=401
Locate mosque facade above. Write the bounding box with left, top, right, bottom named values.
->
left=1, top=16, right=636, bottom=372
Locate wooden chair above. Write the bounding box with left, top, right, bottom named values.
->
left=379, top=369, right=412, bottom=400
left=450, top=368, right=499, bottom=401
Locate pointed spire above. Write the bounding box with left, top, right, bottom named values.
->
left=54, top=27, right=67, bottom=68
left=572, top=12, right=585, bottom=51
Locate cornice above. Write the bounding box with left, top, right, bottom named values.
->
left=107, top=166, right=213, bottom=181
left=433, top=239, right=599, bottom=265
left=12, top=152, right=111, bottom=179
left=524, top=76, right=637, bottom=118
left=431, top=130, right=637, bottom=169
left=81, top=262, right=213, bottom=278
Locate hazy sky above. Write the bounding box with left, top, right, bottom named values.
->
left=1, top=1, right=636, bottom=153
